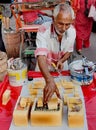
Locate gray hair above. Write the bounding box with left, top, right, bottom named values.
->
left=53, top=3, right=75, bottom=20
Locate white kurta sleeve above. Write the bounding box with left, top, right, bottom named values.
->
left=35, top=25, right=49, bottom=57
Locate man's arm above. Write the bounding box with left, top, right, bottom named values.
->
left=57, top=52, right=71, bottom=70
left=37, top=55, right=52, bottom=83
left=37, top=55, right=61, bottom=104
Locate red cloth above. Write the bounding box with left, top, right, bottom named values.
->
left=28, top=70, right=70, bottom=78
left=0, top=72, right=96, bottom=130
left=71, top=0, right=80, bottom=13
left=75, top=0, right=94, bottom=40
left=0, top=76, right=22, bottom=130
left=81, top=72, right=96, bottom=130
left=82, top=83, right=96, bottom=130
left=22, top=0, right=43, bottom=23
left=76, top=37, right=90, bottom=50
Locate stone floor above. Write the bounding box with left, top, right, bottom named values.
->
left=73, top=32, right=96, bottom=63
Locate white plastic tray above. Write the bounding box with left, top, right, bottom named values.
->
left=9, top=76, right=88, bottom=130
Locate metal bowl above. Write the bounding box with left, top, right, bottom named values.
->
left=69, top=60, right=95, bottom=85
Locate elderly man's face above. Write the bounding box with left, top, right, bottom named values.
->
left=54, top=11, right=72, bottom=35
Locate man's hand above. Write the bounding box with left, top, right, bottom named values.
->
left=57, top=60, right=63, bottom=70
left=43, top=79, right=61, bottom=104
left=57, top=52, right=71, bottom=70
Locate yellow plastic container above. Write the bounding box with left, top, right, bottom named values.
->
left=8, top=65, right=27, bottom=86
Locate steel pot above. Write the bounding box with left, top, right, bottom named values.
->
left=69, top=59, right=96, bottom=85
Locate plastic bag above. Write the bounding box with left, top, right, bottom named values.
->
left=88, top=5, right=96, bottom=21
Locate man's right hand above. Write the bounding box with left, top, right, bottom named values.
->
left=43, top=79, right=61, bottom=104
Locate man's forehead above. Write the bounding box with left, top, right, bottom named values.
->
left=58, top=10, right=72, bottom=18
left=55, top=12, right=72, bottom=21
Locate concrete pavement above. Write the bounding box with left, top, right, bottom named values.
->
left=73, top=32, right=96, bottom=63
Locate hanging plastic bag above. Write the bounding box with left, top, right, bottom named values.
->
left=88, top=4, right=96, bottom=21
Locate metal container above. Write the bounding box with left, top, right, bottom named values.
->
left=7, top=58, right=27, bottom=86
left=69, top=60, right=95, bottom=85
left=4, top=31, right=21, bottom=58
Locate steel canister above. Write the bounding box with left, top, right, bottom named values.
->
left=69, top=60, right=95, bottom=85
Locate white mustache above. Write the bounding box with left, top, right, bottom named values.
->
left=56, top=29, right=63, bottom=35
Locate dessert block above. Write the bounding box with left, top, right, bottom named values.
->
left=33, top=80, right=45, bottom=89
left=64, top=93, right=68, bottom=105
left=2, top=89, right=11, bottom=105
left=13, top=97, right=32, bottom=126
left=64, top=88, right=74, bottom=94
left=29, top=88, right=38, bottom=95
left=30, top=97, right=63, bottom=126
left=67, top=97, right=84, bottom=128
left=74, top=91, right=80, bottom=97
left=37, top=97, right=43, bottom=107
left=20, top=97, right=28, bottom=108
left=61, top=80, right=74, bottom=89
left=56, top=81, right=61, bottom=88
left=48, top=97, right=58, bottom=110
